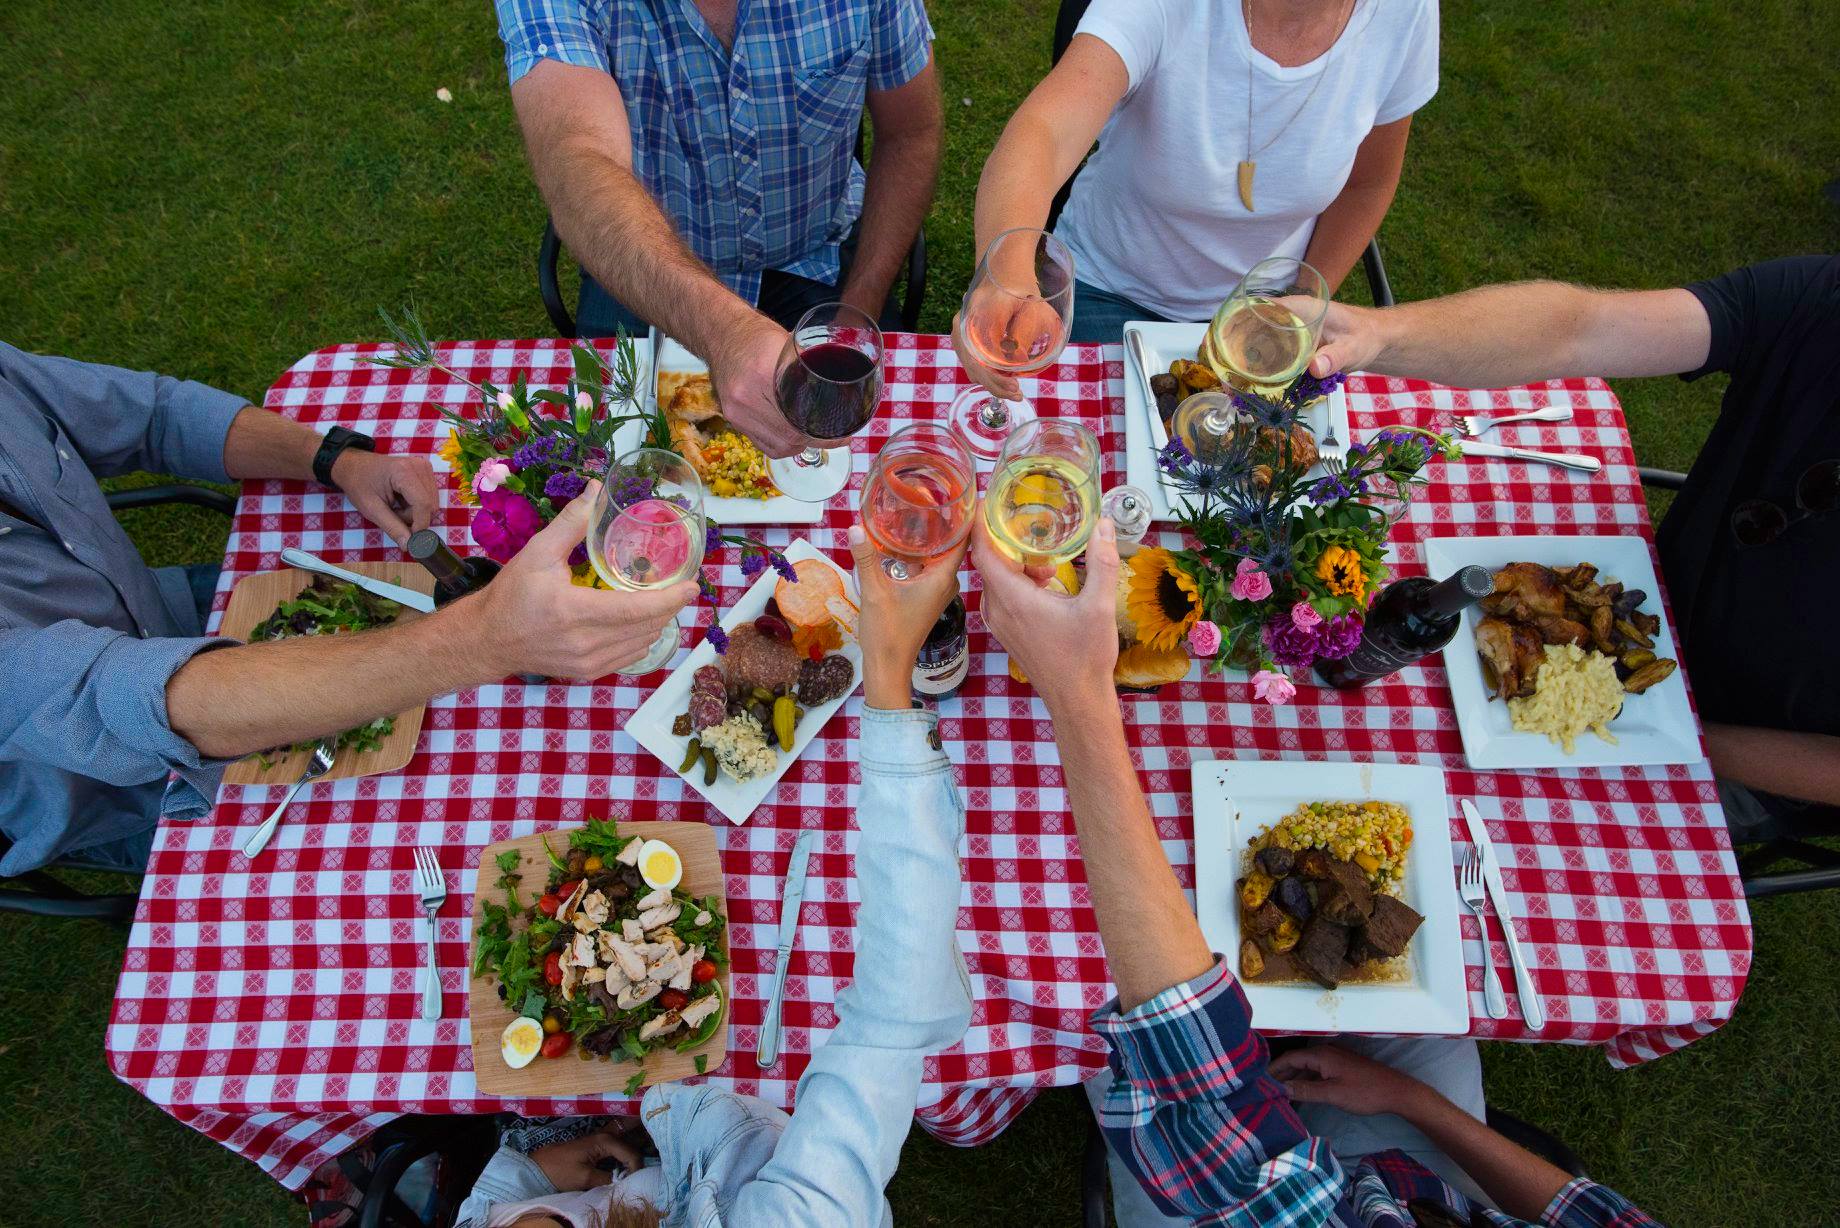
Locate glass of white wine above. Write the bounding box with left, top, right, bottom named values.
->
left=983, top=419, right=1101, bottom=569
left=587, top=447, right=707, bottom=675
left=1203, top=257, right=1329, bottom=396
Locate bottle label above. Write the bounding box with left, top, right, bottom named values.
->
left=913, top=646, right=970, bottom=697
left=1336, top=636, right=1425, bottom=681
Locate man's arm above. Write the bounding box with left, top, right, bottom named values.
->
left=1308, top=282, right=1713, bottom=388
left=1706, top=723, right=1840, bottom=807
left=726, top=528, right=972, bottom=1226
left=165, top=485, right=693, bottom=759
left=219, top=407, right=439, bottom=544
left=838, top=56, right=942, bottom=321
left=1302, top=117, right=1413, bottom=294
left=508, top=61, right=805, bottom=457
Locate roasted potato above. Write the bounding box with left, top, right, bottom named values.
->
left=1622, top=658, right=1678, bottom=694
left=1239, top=939, right=1265, bottom=980
left=1240, top=869, right=1275, bottom=912
left=1271, top=917, right=1301, bottom=954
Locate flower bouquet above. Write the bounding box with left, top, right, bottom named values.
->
left=1118, top=370, right=1455, bottom=704
left=368, top=308, right=793, bottom=622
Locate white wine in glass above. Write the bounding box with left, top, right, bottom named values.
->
left=587, top=447, right=707, bottom=675
left=1204, top=257, right=1329, bottom=395
left=983, top=419, right=1101, bottom=568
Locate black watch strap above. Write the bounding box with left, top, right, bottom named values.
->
left=313, top=426, right=376, bottom=489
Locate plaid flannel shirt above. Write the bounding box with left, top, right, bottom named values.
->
left=494, top=0, right=933, bottom=305
left=1090, top=959, right=1666, bottom=1227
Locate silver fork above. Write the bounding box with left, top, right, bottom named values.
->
left=1316, top=419, right=1347, bottom=468
left=413, top=846, right=448, bottom=1022
left=1455, top=407, right=1572, bottom=437
left=242, top=741, right=336, bottom=860
left=1459, top=846, right=1508, bottom=1020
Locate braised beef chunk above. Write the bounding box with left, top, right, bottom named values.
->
left=1254, top=951, right=1301, bottom=984
left=1345, top=932, right=1380, bottom=966
left=1316, top=857, right=1375, bottom=927
left=1295, top=917, right=1351, bottom=989
left=1273, top=875, right=1314, bottom=923
left=1255, top=845, right=1296, bottom=877
left=1295, top=848, right=1334, bottom=880
left=1245, top=900, right=1287, bottom=939
left=1359, top=894, right=1424, bottom=959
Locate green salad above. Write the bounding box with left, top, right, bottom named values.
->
left=248, top=576, right=400, bottom=762
left=474, top=817, right=727, bottom=1092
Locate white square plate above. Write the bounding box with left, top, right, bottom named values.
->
left=1191, top=759, right=1470, bottom=1036
left=612, top=332, right=826, bottom=525
left=1421, top=534, right=1700, bottom=770
left=1121, top=321, right=1351, bottom=523
left=625, top=539, right=861, bottom=824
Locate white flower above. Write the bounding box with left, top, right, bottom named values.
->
left=496, top=390, right=514, bottom=413
left=435, top=87, right=453, bottom=103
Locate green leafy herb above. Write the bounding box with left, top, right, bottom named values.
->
left=623, top=1069, right=646, bottom=1097
left=620, top=1031, right=648, bottom=1062
left=540, top=836, right=567, bottom=875
left=519, top=990, right=548, bottom=1021
left=694, top=1054, right=708, bottom=1075
left=570, top=816, right=636, bottom=862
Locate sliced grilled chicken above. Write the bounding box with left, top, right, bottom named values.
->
left=615, top=981, right=661, bottom=1010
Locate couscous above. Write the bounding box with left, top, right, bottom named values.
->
left=1249, top=800, right=1413, bottom=891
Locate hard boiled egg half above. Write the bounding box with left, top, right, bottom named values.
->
left=638, top=839, right=683, bottom=892
left=501, top=1016, right=544, bottom=1069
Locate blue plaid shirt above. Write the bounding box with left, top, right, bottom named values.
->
left=495, top=0, right=933, bottom=305
left=1092, top=959, right=1666, bottom=1227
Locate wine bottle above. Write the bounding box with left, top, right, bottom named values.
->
left=912, top=595, right=969, bottom=702
left=407, top=529, right=502, bottom=607
left=1314, top=566, right=1494, bottom=689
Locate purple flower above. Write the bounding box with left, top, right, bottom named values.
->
left=609, top=475, right=651, bottom=509
left=544, top=470, right=588, bottom=503
left=471, top=488, right=543, bottom=563
left=512, top=435, right=578, bottom=472
left=1156, top=437, right=1193, bottom=475
left=697, top=570, right=717, bottom=603
left=769, top=551, right=798, bottom=584
left=706, top=624, right=729, bottom=655
left=1314, top=612, right=1365, bottom=660
left=568, top=542, right=587, bottom=568
left=739, top=551, right=767, bottom=579
left=1263, top=616, right=1320, bottom=669
left=1289, top=369, right=1346, bottom=407
left=704, top=525, right=724, bottom=556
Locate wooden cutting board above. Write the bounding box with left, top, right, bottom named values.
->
left=469, top=821, right=731, bottom=1097
left=216, top=563, right=434, bottom=786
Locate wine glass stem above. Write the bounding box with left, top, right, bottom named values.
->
left=882, top=556, right=916, bottom=582
left=977, top=397, right=1009, bottom=430
left=799, top=447, right=825, bottom=468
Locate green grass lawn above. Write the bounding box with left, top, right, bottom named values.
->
left=3, top=0, right=1837, bottom=1223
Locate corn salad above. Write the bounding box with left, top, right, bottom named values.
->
left=700, top=429, right=777, bottom=499
left=1250, top=800, right=1413, bottom=890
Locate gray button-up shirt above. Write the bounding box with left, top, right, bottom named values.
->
left=0, top=341, right=246, bottom=873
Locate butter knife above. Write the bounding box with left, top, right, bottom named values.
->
left=756, top=829, right=818, bottom=1068
left=1459, top=800, right=1545, bottom=1030
left=1124, top=327, right=1178, bottom=507
left=1457, top=439, right=1602, bottom=475
left=280, top=548, right=435, bottom=613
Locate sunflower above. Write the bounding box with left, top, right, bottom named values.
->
left=440, top=430, right=479, bottom=507
left=1315, top=544, right=1366, bottom=602
left=1125, top=548, right=1203, bottom=652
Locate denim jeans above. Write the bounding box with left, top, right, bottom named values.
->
left=1067, top=280, right=1173, bottom=345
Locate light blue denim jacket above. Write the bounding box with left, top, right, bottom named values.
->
left=457, top=705, right=970, bottom=1228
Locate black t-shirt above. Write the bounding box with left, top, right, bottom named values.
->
left=1661, top=255, right=1840, bottom=735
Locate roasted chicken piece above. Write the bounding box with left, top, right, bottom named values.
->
left=1530, top=614, right=1591, bottom=649
left=1475, top=616, right=1544, bottom=699
left=1482, top=562, right=1567, bottom=621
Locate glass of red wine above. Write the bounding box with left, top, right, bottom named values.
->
left=769, top=302, right=885, bottom=503
left=949, top=227, right=1076, bottom=462
left=859, top=422, right=976, bottom=581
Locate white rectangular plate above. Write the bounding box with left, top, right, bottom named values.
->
left=625, top=539, right=861, bottom=824
left=1421, top=534, right=1700, bottom=770
left=1121, top=321, right=1351, bottom=523
left=613, top=332, right=825, bottom=525
left=1191, top=759, right=1469, bottom=1036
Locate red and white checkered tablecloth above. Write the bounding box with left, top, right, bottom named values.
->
left=107, top=336, right=1752, bottom=1191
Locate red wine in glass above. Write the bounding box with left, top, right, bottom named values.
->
left=776, top=342, right=879, bottom=441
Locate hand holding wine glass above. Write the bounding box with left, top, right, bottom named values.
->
left=849, top=523, right=969, bottom=711
left=951, top=287, right=1069, bottom=403
left=706, top=312, right=815, bottom=459
left=858, top=422, right=976, bottom=582
left=768, top=302, right=885, bottom=502
left=982, top=418, right=1101, bottom=570
left=586, top=448, right=708, bottom=675
left=1203, top=256, right=1329, bottom=394
left=949, top=227, right=1076, bottom=460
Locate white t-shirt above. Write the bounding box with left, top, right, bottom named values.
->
left=1056, top=0, right=1439, bottom=323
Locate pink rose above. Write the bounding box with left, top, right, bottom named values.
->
left=471, top=487, right=543, bottom=563
left=1290, top=601, right=1323, bottom=631
left=1186, top=620, right=1223, bottom=657
left=1230, top=556, right=1273, bottom=602
left=474, top=458, right=512, bottom=495
left=1252, top=669, right=1296, bottom=706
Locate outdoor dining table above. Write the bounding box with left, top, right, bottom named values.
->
left=106, top=334, right=1753, bottom=1191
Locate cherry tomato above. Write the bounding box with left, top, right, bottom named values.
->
left=541, top=1014, right=563, bottom=1035
left=658, top=988, right=689, bottom=1012
left=536, top=893, right=561, bottom=918
left=540, top=1031, right=572, bottom=1058
left=556, top=879, right=582, bottom=901
left=583, top=855, right=605, bottom=873
left=543, top=951, right=564, bottom=986
left=691, top=960, right=718, bottom=984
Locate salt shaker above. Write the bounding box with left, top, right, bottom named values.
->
left=1100, top=484, right=1152, bottom=558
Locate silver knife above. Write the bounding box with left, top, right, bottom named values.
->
left=280, top=548, right=435, bottom=613
left=1459, top=800, right=1545, bottom=1030
left=756, top=829, right=818, bottom=1068
left=1457, top=439, right=1601, bottom=475
left=1124, top=328, right=1178, bottom=507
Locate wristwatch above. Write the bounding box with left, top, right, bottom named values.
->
left=312, top=426, right=376, bottom=489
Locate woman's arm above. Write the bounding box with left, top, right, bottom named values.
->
left=1302, top=115, right=1413, bottom=293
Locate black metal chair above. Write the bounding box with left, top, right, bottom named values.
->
left=1639, top=466, right=1840, bottom=897
left=538, top=119, right=928, bottom=338
left=0, top=482, right=235, bottom=924
left=313, top=1114, right=501, bottom=1228
left=1045, top=0, right=1394, bottom=309
left=1077, top=1087, right=1585, bottom=1222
